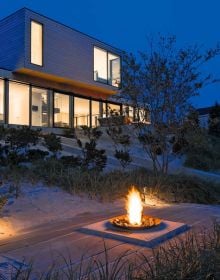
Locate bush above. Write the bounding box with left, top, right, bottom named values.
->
left=27, top=149, right=49, bottom=161
left=184, top=130, right=220, bottom=172
left=29, top=161, right=220, bottom=203
left=76, top=126, right=107, bottom=172
left=44, top=133, right=62, bottom=155
left=6, top=126, right=41, bottom=149
left=114, top=149, right=132, bottom=169
left=32, top=158, right=66, bottom=185
left=62, top=128, right=75, bottom=138
left=0, top=125, right=7, bottom=140
left=59, top=155, right=81, bottom=167
left=0, top=127, right=42, bottom=166
left=209, top=102, right=220, bottom=137
left=107, top=124, right=132, bottom=169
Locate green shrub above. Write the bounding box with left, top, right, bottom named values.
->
left=59, top=155, right=81, bottom=167
left=44, top=133, right=62, bottom=155
left=62, top=128, right=75, bottom=138
left=209, top=102, right=220, bottom=137
left=76, top=126, right=107, bottom=172
left=0, top=125, right=7, bottom=140
left=6, top=150, right=27, bottom=166
left=114, top=149, right=132, bottom=169
left=29, top=161, right=220, bottom=203
left=0, top=127, right=42, bottom=166
left=32, top=158, right=65, bottom=185
left=107, top=124, right=132, bottom=169
left=6, top=126, right=41, bottom=149
left=27, top=149, right=49, bottom=161
left=184, top=130, right=220, bottom=172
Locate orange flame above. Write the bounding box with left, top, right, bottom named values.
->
left=126, top=187, right=143, bottom=225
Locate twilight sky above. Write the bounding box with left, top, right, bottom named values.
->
left=0, top=0, right=220, bottom=108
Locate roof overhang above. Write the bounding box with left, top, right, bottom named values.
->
left=13, top=68, right=117, bottom=96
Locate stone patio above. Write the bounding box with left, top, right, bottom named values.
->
left=81, top=218, right=189, bottom=248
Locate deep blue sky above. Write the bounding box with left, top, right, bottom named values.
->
left=1, top=0, right=220, bottom=108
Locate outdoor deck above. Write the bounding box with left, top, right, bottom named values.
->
left=0, top=203, right=219, bottom=275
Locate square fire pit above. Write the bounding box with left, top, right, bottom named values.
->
left=80, top=219, right=189, bottom=248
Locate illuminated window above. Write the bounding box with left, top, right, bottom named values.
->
left=94, top=47, right=121, bottom=87
left=108, top=103, right=121, bottom=116
left=9, top=82, right=29, bottom=125
left=31, top=21, right=43, bottom=66
left=102, top=102, right=107, bottom=118
left=32, top=87, right=48, bottom=127
left=91, top=101, right=100, bottom=127
left=94, top=47, right=107, bottom=83
left=123, top=105, right=134, bottom=122
left=0, top=79, right=4, bottom=122
left=74, top=97, right=90, bottom=127
left=108, top=53, right=121, bottom=87
left=54, top=93, right=69, bottom=127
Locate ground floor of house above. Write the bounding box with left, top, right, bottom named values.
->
left=0, top=76, right=149, bottom=130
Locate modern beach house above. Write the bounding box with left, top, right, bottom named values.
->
left=0, top=8, right=144, bottom=130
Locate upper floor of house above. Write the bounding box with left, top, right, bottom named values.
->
left=0, top=8, right=122, bottom=96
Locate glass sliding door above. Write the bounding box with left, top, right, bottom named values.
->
left=9, top=82, right=30, bottom=125
left=54, top=93, right=70, bottom=127
left=91, top=100, right=100, bottom=127
left=74, top=97, right=90, bottom=127
left=0, top=79, right=4, bottom=122
left=31, top=87, right=48, bottom=127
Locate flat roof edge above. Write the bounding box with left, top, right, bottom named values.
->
left=0, top=7, right=123, bottom=54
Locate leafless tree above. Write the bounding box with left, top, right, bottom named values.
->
left=120, top=35, right=220, bottom=174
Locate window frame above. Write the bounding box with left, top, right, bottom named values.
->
left=31, top=86, right=49, bottom=127
left=0, top=78, right=5, bottom=123
left=74, top=95, right=91, bottom=128
left=8, top=81, right=30, bottom=126
left=53, top=92, right=70, bottom=128
left=93, top=46, right=121, bottom=88
left=30, top=20, right=44, bottom=67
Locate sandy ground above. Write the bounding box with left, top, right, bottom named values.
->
left=0, top=182, right=168, bottom=240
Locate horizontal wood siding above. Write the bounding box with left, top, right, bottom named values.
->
left=0, top=8, right=121, bottom=94
left=0, top=9, right=25, bottom=70
left=24, top=9, right=121, bottom=91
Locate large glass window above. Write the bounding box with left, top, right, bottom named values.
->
left=108, top=53, right=121, bottom=87
left=54, top=93, right=69, bottom=127
left=94, top=47, right=107, bottom=83
left=123, top=105, right=134, bottom=122
left=102, top=102, right=107, bottom=118
left=0, top=79, right=4, bottom=122
left=94, top=47, right=121, bottom=87
left=108, top=103, right=121, bottom=116
left=32, top=87, right=48, bottom=127
left=31, top=21, right=43, bottom=66
left=74, top=97, right=90, bottom=127
left=9, top=82, right=29, bottom=125
left=91, top=101, right=100, bottom=127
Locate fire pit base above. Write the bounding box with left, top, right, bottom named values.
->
left=110, top=214, right=161, bottom=230
left=80, top=219, right=189, bottom=248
